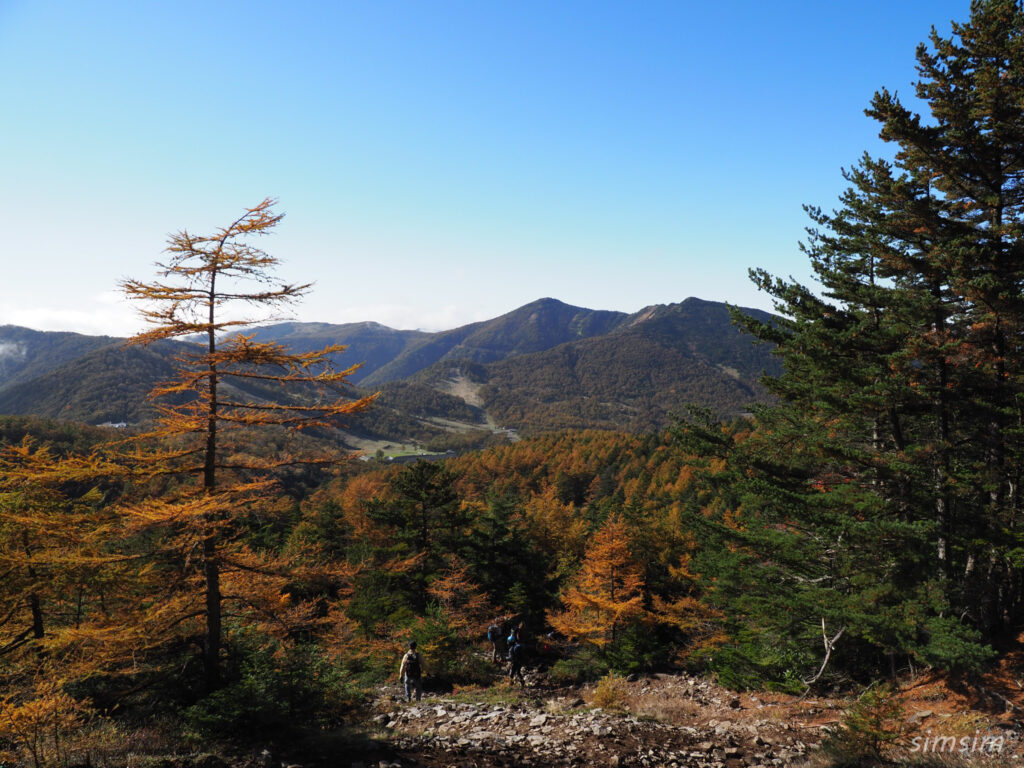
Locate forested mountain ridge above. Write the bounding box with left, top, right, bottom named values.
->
left=616, top=297, right=779, bottom=381
left=242, top=320, right=429, bottom=385
left=383, top=297, right=780, bottom=435
left=0, top=341, right=182, bottom=424
left=0, top=297, right=780, bottom=440
left=356, top=297, right=630, bottom=385
left=0, top=325, right=120, bottom=390
left=477, top=327, right=768, bottom=433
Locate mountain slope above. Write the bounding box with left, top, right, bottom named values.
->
left=0, top=326, right=121, bottom=390
left=617, top=297, right=778, bottom=381
left=0, top=298, right=780, bottom=439
left=359, top=298, right=628, bottom=386
left=242, top=321, right=428, bottom=384
left=347, top=298, right=779, bottom=442
left=428, top=299, right=779, bottom=433
left=0, top=340, right=183, bottom=424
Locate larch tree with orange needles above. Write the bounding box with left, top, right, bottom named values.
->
left=120, top=198, right=375, bottom=690
left=413, top=557, right=498, bottom=682
left=0, top=436, right=148, bottom=768
left=0, top=438, right=126, bottom=665
left=547, top=515, right=647, bottom=649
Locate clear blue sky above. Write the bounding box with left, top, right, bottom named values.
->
left=0, top=0, right=970, bottom=336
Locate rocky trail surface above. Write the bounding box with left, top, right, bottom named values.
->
left=359, top=673, right=831, bottom=768
left=224, top=648, right=1024, bottom=768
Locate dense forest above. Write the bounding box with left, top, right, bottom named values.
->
left=5, top=2, right=1024, bottom=766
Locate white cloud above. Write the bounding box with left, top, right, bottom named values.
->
left=0, top=341, right=26, bottom=361
left=0, top=293, right=499, bottom=337
left=0, top=291, right=143, bottom=337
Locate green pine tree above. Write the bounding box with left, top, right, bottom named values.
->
left=682, top=0, right=1024, bottom=683
left=365, top=460, right=467, bottom=611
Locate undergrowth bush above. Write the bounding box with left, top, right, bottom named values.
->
left=602, top=623, right=670, bottom=675
left=547, top=623, right=669, bottom=684
left=548, top=646, right=608, bottom=685
left=183, top=628, right=365, bottom=740
left=704, top=628, right=807, bottom=693
left=0, top=686, right=90, bottom=768
left=821, top=683, right=904, bottom=766
left=591, top=671, right=627, bottom=710
left=409, top=604, right=495, bottom=686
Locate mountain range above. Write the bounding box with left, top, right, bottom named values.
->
left=0, top=297, right=780, bottom=447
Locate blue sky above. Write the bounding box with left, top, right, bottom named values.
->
left=1, top=0, right=969, bottom=335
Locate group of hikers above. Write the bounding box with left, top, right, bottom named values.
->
left=490, top=619, right=527, bottom=686
left=398, top=617, right=529, bottom=701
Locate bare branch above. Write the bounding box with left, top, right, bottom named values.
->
left=802, top=618, right=846, bottom=689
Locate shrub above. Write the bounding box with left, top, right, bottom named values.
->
left=591, top=672, right=626, bottom=710
left=0, top=686, right=90, bottom=768
left=602, top=622, right=670, bottom=675
left=547, top=622, right=667, bottom=683
left=548, top=646, right=608, bottom=685
left=704, top=627, right=808, bottom=693
left=183, top=628, right=365, bottom=740
left=821, top=684, right=904, bottom=765
left=409, top=604, right=495, bottom=686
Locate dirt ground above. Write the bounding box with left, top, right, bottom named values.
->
left=343, top=656, right=1024, bottom=768
left=175, top=637, right=1024, bottom=768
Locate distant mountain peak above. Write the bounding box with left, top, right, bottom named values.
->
left=521, top=296, right=579, bottom=310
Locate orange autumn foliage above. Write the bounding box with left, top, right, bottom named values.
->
left=520, top=486, right=588, bottom=562
left=427, top=557, right=495, bottom=637
left=548, top=515, right=647, bottom=648
left=116, top=199, right=375, bottom=689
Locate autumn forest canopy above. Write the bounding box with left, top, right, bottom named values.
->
left=6, top=1, right=1024, bottom=764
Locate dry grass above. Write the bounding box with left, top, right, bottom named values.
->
left=21, top=716, right=189, bottom=768
left=619, top=689, right=707, bottom=723
left=590, top=672, right=628, bottom=711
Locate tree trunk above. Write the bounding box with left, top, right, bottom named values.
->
left=22, top=531, right=44, bottom=640
left=202, top=281, right=221, bottom=691
left=203, top=534, right=221, bottom=691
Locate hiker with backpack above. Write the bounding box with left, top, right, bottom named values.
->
left=506, top=621, right=522, bottom=649
left=486, top=619, right=503, bottom=663
left=507, top=636, right=526, bottom=686
left=399, top=640, right=424, bottom=701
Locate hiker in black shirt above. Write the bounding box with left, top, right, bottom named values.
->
left=399, top=640, right=424, bottom=701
